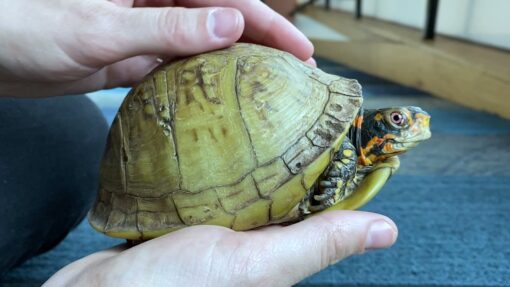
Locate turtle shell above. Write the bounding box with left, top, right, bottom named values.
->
left=88, top=43, right=362, bottom=240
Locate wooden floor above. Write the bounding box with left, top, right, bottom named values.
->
left=302, top=6, right=510, bottom=120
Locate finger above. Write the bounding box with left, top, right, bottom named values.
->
left=103, top=55, right=164, bottom=88
left=109, top=0, right=176, bottom=8
left=133, top=0, right=175, bottom=7
left=176, top=0, right=314, bottom=60
left=67, top=55, right=162, bottom=92
left=0, top=55, right=161, bottom=97
left=87, top=5, right=244, bottom=65
left=44, top=245, right=123, bottom=286
left=249, top=211, right=398, bottom=286
left=305, top=57, right=317, bottom=67
left=117, top=6, right=244, bottom=55
left=108, top=0, right=136, bottom=7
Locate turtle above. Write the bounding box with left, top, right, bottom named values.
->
left=88, top=43, right=431, bottom=241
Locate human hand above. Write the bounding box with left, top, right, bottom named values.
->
left=44, top=211, right=397, bottom=287
left=0, top=0, right=314, bottom=97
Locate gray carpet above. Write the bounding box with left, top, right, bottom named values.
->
left=1, top=58, right=509, bottom=286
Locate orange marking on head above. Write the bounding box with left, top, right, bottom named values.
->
left=359, top=136, right=384, bottom=165
left=374, top=154, right=393, bottom=162
left=374, top=113, right=383, bottom=121
left=362, top=137, right=376, bottom=153
left=383, top=143, right=394, bottom=153
left=359, top=152, right=371, bottom=165
left=360, top=135, right=399, bottom=165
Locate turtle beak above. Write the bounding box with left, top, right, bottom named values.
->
left=406, top=106, right=431, bottom=141
left=419, top=113, right=430, bottom=128
left=415, top=112, right=431, bottom=140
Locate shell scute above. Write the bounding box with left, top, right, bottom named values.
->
left=172, top=189, right=235, bottom=226
left=306, top=90, right=361, bottom=148
left=270, top=175, right=307, bottom=219
left=173, top=54, right=257, bottom=192
left=119, top=76, right=181, bottom=198
left=137, top=210, right=180, bottom=235
left=237, top=54, right=330, bottom=165
left=251, top=159, right=291, bottom=198
left=232, top=199, right=272, bottom=230
left=215, top=175, right=261, bottom=214
left=282, top=137, right=323, bottom=174
left=329, top=78, right=362, bottom=97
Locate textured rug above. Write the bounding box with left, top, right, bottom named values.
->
left=1, top=58, right=509, bottom=286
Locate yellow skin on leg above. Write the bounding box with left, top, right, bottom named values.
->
left=309, top=139, right=358, bottom=212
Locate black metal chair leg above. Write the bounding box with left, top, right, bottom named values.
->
left=424, top=0, right=439, bottom=40
left=355, top=0, right=362, bottom=19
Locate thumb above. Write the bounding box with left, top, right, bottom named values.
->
left=102, top=6, right=244, bottom=61
left=251, top=211, right=398, bottom=286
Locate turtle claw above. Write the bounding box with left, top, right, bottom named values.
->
left=308, top=205, right=322, bottom=213
left=315, top=177, right=342, bottom=203
left=309, top=187, right=337, bottom=212
left=307, top=139, right=358, bottom=213
left=308, top=201, right=333, bottom=212
left=313, top=187, right=336, bottom=201
left=319, top=180, right=335, bottom=188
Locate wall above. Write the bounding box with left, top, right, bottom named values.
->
left=318, top=0, right=510, bottom=50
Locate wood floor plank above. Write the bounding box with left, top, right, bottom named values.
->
left=303, top=7, right=510, bottom=119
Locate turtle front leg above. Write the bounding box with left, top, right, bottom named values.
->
left=307, top=139, right=358, bottom=212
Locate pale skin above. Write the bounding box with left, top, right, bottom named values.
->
left=0, top=0, right=398, bottom=286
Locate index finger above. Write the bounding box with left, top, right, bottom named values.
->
left=176, top=0, right=314, bottom=60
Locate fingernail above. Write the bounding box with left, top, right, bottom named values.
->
left=209, top=8, right=240, bottom=39
left=364, top=220, right=397, bottom=250
left=305, top=57, right=317, bottom=67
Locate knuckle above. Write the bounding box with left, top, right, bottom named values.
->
left=69, top=4, right=120, bottom=64
left=318, top=216, right=363, bottom=265
left=159, top=9, right=184, bottom=45
left=158, top=8, right=209, bottom=50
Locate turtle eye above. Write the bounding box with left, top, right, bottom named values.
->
left=390, top=111, right=405, bottom=126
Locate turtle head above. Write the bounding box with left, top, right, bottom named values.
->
left=352, top=106, right=431, bottom=165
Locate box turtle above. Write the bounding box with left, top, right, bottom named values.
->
left=88, top=43, right=431, bottom=241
